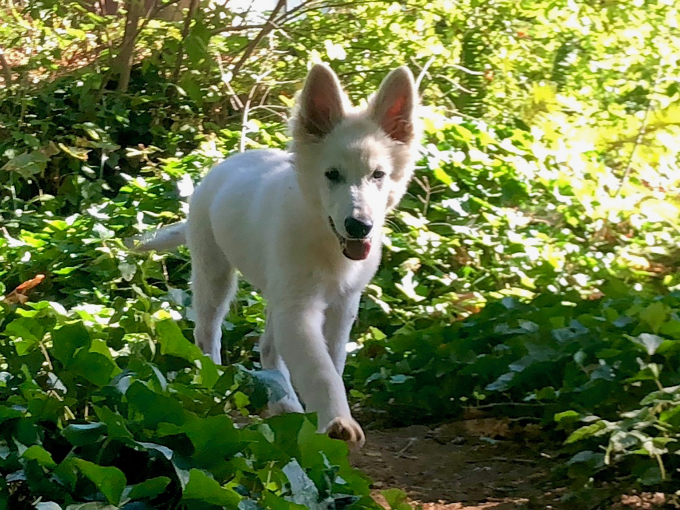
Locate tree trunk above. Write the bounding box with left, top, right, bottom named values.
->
left=114, top=0, right=145, bottom=92
left=0, top=47, right=12, bottom=86
left=171, top=0, right=200, bottom=82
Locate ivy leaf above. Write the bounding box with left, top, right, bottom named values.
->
left=127, top=476, right=171, bottom=500
left=63, top=503, right=117, bottom=510
left=639, top=302, right=668, bottom=334
left=631, top=333, right=664, bottom=356
left=0, top=406, right=23, bottom=424
left=659, top=404, right=680, bottom=427
left=261, top=491, right=307, bottom=509
left=395, top=271, right=425, bottom=302
left=62, top=423, right=107, bottom=447
left=182, top=415, right=247, bottom=467
left=21, top=445, right=57, bottom=469
left=1, top=151, right=50, bottom=179
left=93, top=406, right=133, bottom=440
left=565, top=421, right=608, bottom=444
left=639, top=466, right=663, bottom=486
left=485, top=372, right=515, bottom=392
left=248, top=368, right=290, bottom=404
left=554, top=410, right=581, bottom=428
left=282, top=459, right=322, bottom=509
left=5, top=318, right=44, bottom=355
left=381, top=488, right=411, bottom=510
left=156, top=319, right=203, bottom=362
left=70, top=350, right=118, bottom=387
left=125, top=381, right=185, bottom=427
left=567, top=450, right=605, bottom=468
left=52, top=322, right=91, bottom=365
left=182, top=469, right=241, bottom=506
left=73, top=459, right=126, bottom=506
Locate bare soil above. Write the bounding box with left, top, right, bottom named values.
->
left=350, top=424, right=675, bottom=510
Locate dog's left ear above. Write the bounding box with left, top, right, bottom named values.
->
left=370, top=66, right=418, bottom=144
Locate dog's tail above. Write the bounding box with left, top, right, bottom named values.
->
left=126, top=222, right=187, bottom=252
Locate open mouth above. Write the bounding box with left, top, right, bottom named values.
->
left=328, top=217, right=372, bottom=261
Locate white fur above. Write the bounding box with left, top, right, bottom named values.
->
left=134, top=65, right=420, bottom=447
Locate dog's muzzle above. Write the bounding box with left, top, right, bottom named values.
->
left=328, top=217, right=372, bottom=261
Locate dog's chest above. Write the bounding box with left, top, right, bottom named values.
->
left=317, top=252, right=380, bottom=300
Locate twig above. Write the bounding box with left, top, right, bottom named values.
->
left=211, top=24, right=265, bottom=35
left=414, top=175, right=432, bottom=215
left=396, top=437, right=418, bottom=457
left=414, top=55, right=436, bottom=90
left=229, top=0, right=286, bottom=82
left=464, top=402, right=545, bottom=409
left=248, top=105, right=288, bottom=122
left=216, top=51, right=246, bottom=111
left=612, top=63, right=664, bottom=198
left=337, top=67, right=394, bottom=77
left=488, top=457, right=537, bottom=464
left=40, top=341, right=54, bottom=371
left=240, top=83, right=258, bottom=153
left=239, top=69, right=274, bottom=152
left=152, top=0, right=185, bottom=15
left=259, top=84, right=271, bottom=106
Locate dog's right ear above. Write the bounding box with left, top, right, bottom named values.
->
left=293, top=64, right=347, bottom=142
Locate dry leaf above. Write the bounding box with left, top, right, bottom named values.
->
left=430, top=418, right=513, bottom=444
left=4, top=274, right=45, bottom=304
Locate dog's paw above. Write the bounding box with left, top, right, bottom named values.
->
left=323, top=417, right=365, bottom=449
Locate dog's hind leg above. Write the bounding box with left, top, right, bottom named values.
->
left=260, top=312, right=305, bottom=416
left=187, top=225, right=236, bottom=365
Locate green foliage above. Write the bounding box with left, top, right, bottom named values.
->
left=0, top=301, right=374, bottom=508
left=1, top=0, right=680, bottom=506
left=349, top=291, right=680, bottom=488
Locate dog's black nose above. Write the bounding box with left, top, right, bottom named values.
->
left=345, top=217, right=373, bottom=238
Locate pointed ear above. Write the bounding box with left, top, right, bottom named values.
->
left=369, top=66, right=418, bottom=144
left=294, top=64, right=347, bottom=141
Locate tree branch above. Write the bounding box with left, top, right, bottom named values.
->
left=272, top=0, right=317, bottom=24
left=275, top=0, right=376, bottom=25
left=229, top=0, right=286, bottom=82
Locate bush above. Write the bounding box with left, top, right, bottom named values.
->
left=0, top=301, right=375, bottom=508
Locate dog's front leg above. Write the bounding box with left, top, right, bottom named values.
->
left=323, top=292, right=361, bottom=376
left=270, top=300, right=365, bottom=448
left=259, top=311, right=304, bottom=416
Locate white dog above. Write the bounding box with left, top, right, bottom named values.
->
left=134, top=64, right=420, bottom=447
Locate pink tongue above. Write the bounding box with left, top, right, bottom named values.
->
left=343, top=239, right=372, bottom=260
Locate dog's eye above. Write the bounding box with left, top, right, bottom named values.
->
left=372, top=169, right=386, bottom=180
left=325, top=168, right=342, bottom=183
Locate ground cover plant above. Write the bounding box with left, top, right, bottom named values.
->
left=1, top=0, right=680, bottom=508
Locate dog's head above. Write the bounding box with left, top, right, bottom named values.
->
left=291, top=64, right=420, bottom=261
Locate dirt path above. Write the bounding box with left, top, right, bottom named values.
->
left=350, top=425, right=562, bottom=509
left=349, top=425, right=677, bottom=509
